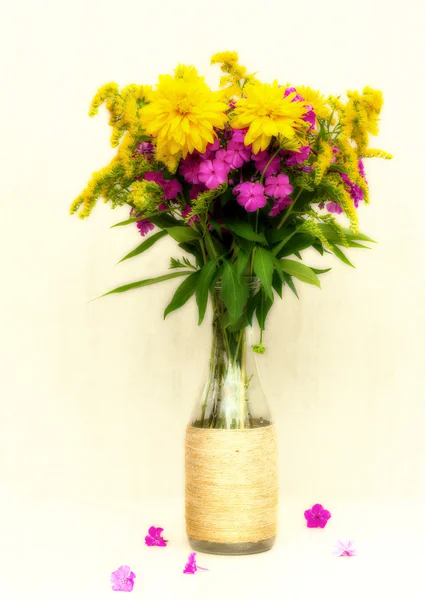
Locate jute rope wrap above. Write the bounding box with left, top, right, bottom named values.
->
left=185, top=425, right=278, bottom=544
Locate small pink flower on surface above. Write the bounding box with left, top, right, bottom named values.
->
left=326, top=202, right=343, bottom=214
left=144, top=171, right=164, bottom=185
left=269, top=196, right=292, bottom=217
left=145, top=526, right=168, bottom=547
left=265, top=174, right=293, bottom=199
left=110, top=566, right=136, bottom=592
left=198, top=159, right=230, bottom=189
left=304, top=503, right=332, bottom=528
left=179, top=155, right=202, bottom=184
left=303, top=107, right=316, bottom=130
left=137, top=219, right=154, bottom=236
left=236, top=182, right=267, bottom=212
left=252, top=151, right=281, bottom=177
left=332, top=540, right=357, bottom=557
left=181, top=204, right=199, bottom=226
left=183, top=552, right=209, bottom=574
left=162, top=178, right=182, bottom=200
left=285, top=146, right=311, bottom=166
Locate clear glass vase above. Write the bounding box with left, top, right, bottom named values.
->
left=185, top=281, right=278, bottom=555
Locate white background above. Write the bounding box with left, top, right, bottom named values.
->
left=1, top=0, right=425, bottom=598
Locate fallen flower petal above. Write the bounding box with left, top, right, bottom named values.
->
left=304, top=503, right=332, bottom=528
left=183, top=552, right=209, bottom=574
left=145, top=525, right=168, bottom=547
left=110, top=565, right=136, bottom=592
left=333, top=539, right=357, bottom=557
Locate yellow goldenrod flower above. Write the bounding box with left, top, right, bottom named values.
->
left=314, top=141, right=334, bottom=185
left=140, top=67, right=228, bottom=158
left=361, top=148, right=393, bottom=159
left=130, top=180, right=164, bottom=214
left=231, top=81, right=307, bottom=154
left=296, top=86, right=331, bottom=120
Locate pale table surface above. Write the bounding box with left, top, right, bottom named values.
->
left=1, top=492, right=424, bottom=600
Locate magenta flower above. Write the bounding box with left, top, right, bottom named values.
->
left=231, top=128, right=249, bottom=145
left=181, top=204, right=199, bottom=226
left=226, top=141, right=251, bottom=167
left=332, top=540, right=357, bottom=557
left=339, top=173, right=364, bottom=207
left=252, top=151, right=281, bottom=177
left=198, top=158, right=230, bottom=189
left=144, top=171, right=164, bottom=185
left=304, top=503, right=332, bottom=528
left=135, top=141, right=154, bottom=158
left=110, top=566, right=136, bottom=592
left=284, top=86, right=304, bottom=102
left=236, top=182, right=267, bottom=212
left=183, top=552, right=209, bottom=574
left=265, top=174, right=293, bottom=199
left=189, top=184, right=206, bottom=199
left=326, top=202, right=343, bottom=214
left=137, top=219, right=155, bottom=236
left=216, top=149, right=238, bottom=170
left=162, top=178, right=182, bottom=200
left=201, top=138, right=220, bottom=158
left=145, top=526, right=168, bottom=547
left=269, top=196, right=292, bottom=217
left=179, top=155, right=202, bottom=184
left=285, top=146, right=311, bottom=166
left=358, top=158, right=367, bottom=182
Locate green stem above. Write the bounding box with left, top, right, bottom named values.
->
left=277, top=188, right=303, bottom=229
left=260, top=146, right=281, bottom=184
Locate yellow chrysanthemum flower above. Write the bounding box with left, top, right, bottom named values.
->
left=140, top=66, right=228, bottom=158
left=296, top=86, right=331, bottom=120
left=231, top=81, right=307, bottom=154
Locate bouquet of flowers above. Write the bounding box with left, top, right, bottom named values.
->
left=71, top=51, right=391, bottom=359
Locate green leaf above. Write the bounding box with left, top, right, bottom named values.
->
left=312, top=268, right=331, bottom=274
left=283, top=273, right=299, bottom=298
left=208, top=219, right=224, bottom=239
left=246, top=293, right=261, bottom=326
left=318, top=224, right=376, bottom=245
left=101, top=271, right=193, bottom=297
left=221, top=260, right=249, bottom=324
left=272, top=271, right=283, bottom=298
left=150, top=214, right=180, bottom=229
left=347, top=241, right=371, bottom=249
left=111, top=216, right=143, bottom=228
left=276, top=234, right=315, bottom=258
left=254, top=247, right=275, bottom=300
left=178, top=242, right=203, bottom=267
left=165, top=226, right=200, bottom=243
left=222, top=219, right=268, bottom=244
left=209, top=263, right=224, bottom=293
left=233, top=234, right=254, bottom=253
left=256, top=292, right=273, bottom=330
left=329, top=243, right=355, bottom=268
left=313, top=242, right=324, bottom=255
left=266, top=226, right=293, bottom=245
left=236, top=249, right=250, bottom=276
left=196, top=260, right=219, bottom=325
left=118, top=231, right=167, bottom=263
left=280, top=259, right=321, bottom=287
left=164, top=271, right=200, bottom=318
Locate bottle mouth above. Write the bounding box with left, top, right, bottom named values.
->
left=214, top=276, right=260, bottom=293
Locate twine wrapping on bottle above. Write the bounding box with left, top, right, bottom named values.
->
left=185, top=424, right=278, bottom=544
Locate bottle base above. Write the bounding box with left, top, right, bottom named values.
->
left=188, top=536, right=275, bottom=555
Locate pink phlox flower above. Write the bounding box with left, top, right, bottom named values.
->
left=181, top=204, right=199, bottom=226
left=303, top=107, right=316, bottom=130
left=236, top=182, right=267, bottom=212
left=326, top=202, right=343, bottom=214
left=285, top=145, right=311, bottom=166
left=110, top=565, right=136, bottom=592
left=216, top=148, right=238, bottom=170
left=134, top=141, right=154, bottom=159
left=189, top=184, right=206, bottom=199
left=162, top=178, right=182, bottom=200
left=145, top=526, right=168, bottom=547
left=284, top=86, right=304, bottom=102
left=339, top=173, right=364, bottom=207
left=252, top=151, right=281, bottom=176
left=179, top=155, right=202, bottom=184
left=265, top=174, right=293, bottom=199
left=358, top=158, right=367, bottom=182
left=198, top=158, right=230, bottom=189
left=231, top=128, right=250, bottom=145
left=301, top=165, right=313, bottom=173
left=183, top=552, right=209, bottom=574
left=269, top=196, right=292, bottom=217
left=304, top=503, right=332, bottom=528
left=226, top=141, right=251, bottom=168
left=144, top=171, right=164, bottom=185
left=332, top=540, right=357, bottom=557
